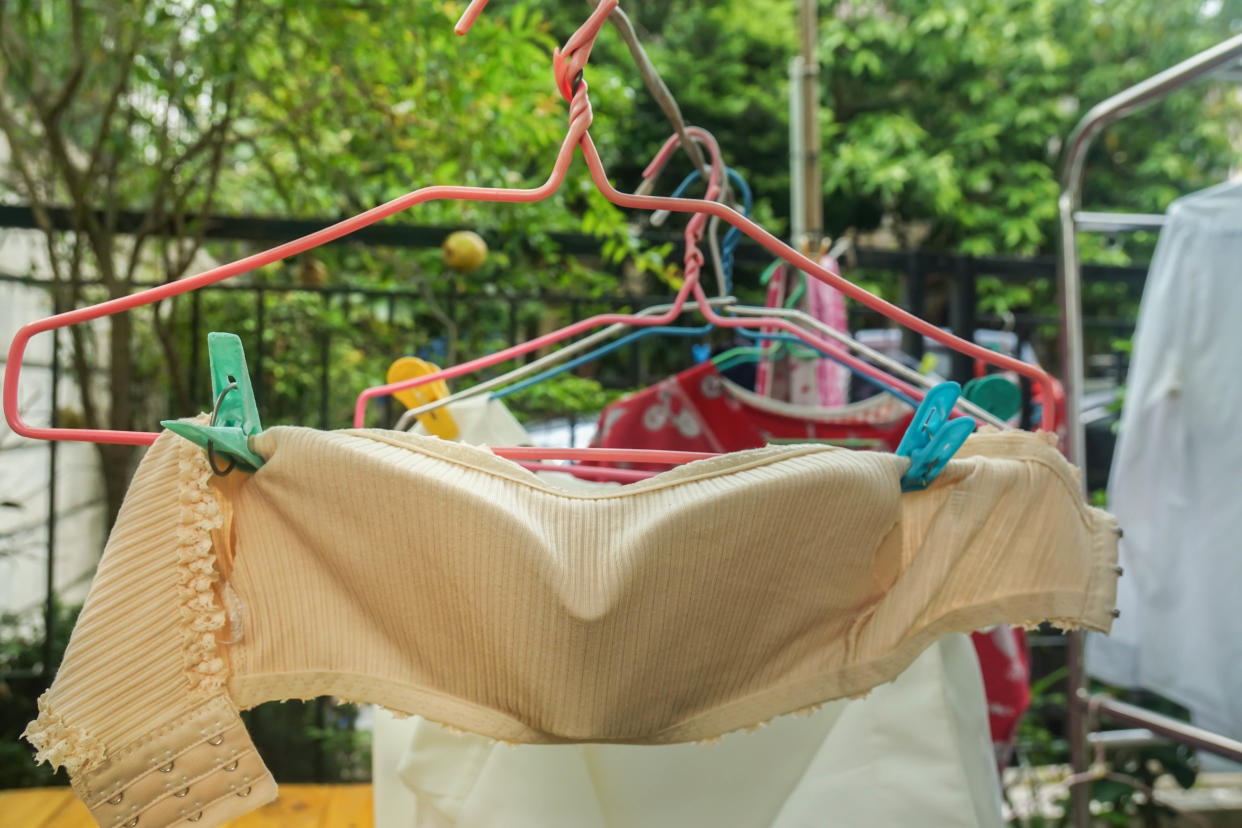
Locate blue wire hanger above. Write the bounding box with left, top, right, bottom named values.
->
left=663, top=167, right=753, bottom=294
left=494, top=320, right=713, bottom=400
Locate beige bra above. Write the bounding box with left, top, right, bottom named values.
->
left=24, top=425, right=1119, bottom=827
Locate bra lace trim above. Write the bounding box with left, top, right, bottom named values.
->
left=21, top=694, right=106, bottom=774
left=175, top=430, right=228, bottom=698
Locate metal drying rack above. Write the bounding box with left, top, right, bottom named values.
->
left=1056, top=31, right=1242, bottom=827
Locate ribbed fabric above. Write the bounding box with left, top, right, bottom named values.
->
left=25, top=425, right=1119, bottom=828
left=23, top=435, right=198, bottom=766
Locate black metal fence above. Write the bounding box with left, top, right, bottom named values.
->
left=0, top=224, right=1147, bottom=783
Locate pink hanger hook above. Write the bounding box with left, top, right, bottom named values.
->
left=454, top=0, right=492, bottom=36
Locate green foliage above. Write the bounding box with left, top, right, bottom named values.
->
left=1015, top=666, right=1071, bottom=769
left=530, top=0, right=1242, bottom=261
left=241, top=700, right=370, bottom=783
left=1014, top=666, right=1202, bottom=826
left=226, top=1, right=663, bottom=297
left=977, top=276, right=1034, bottom=317
left=5, top=0, right=1231, bottom=428
left=602, top=0, right=796, bottom=230
left=819, top=0, right=1242, bottom=256
left=1, top=0, right=679, bottom=444
left=0, top=0, right=273, bottom=452
left=195, top=1, right=679, bottom=423
left=0, top=0, right=257, bottom=215
left=1087, top=741, right=1199, bottom=825
left=235, top=4, right=562, bottom=218
left=583, top=190, right=678, bottom=284
left=527, top=0, right=796, bottom=231
left=505, top=374, right=628, bottom=422
left=0, top=600, right=80, bottom=788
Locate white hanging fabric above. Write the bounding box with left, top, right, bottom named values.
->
left=1087, top=180, right=1242, bottom=737
left=372, top=634, right=1002, bottom=828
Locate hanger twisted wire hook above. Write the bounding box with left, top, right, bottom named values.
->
left=682, top=245, right=707, bottom=285
left=205, top=381, right=240, bottom=477
left=566, top=81, right=594, bottom=132
left=553, top=0, right=618, bottom=102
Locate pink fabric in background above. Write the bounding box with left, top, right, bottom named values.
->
left=758, top=254, right=850, bottom=406
left=753, top=263, right=786, bottom=398
left=804, top=253, right=854, bottom=407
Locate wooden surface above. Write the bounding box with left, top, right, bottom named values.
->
left=0, top=784, right=373, bottom=828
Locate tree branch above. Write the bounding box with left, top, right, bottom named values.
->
left=124, top=113, right=234, bottom=283
left=31, top=107, right=118, bottom=289
left=0, top=96, right=57, bottom=235
left=86, top=41, right=142, bottom=194
left=44, top=0, right=87, bottom=125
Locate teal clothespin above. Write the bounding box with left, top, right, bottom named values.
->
left=896, top=382, right=975, bottom=492
left=962, top=374, right=1022, bottom=421
left=162, top=332, right=265, bottom=474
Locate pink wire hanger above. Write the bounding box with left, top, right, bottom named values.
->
left=359, top=125, right=980, bottom=442
left=3, top=0, right=1059, bottom=467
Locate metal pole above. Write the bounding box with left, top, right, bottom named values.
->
left=1089, top=695, right=1242, bottom=763
left=1073, top=212, right=1166, bottom=233
left=949, top=257, right=976, bottom=385
left=1056, top=32, right=1242, bottom=828
left=789, top=56, right=806, bottom=247
left=1064, top=630, right=1089, bottom=827
left=43, top=292, right=60, bottom=679
left=798, top=0, right=822, bottom=246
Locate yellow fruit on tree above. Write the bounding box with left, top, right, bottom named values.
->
left=442, top=230, right=488, bottom=273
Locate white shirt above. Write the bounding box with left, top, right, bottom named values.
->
left=1087, top=180, right=1242, bottom=737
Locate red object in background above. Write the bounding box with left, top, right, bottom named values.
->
left=589, top=361, right=915, bottom=468
left=971, top=626, right=1032, bottom=771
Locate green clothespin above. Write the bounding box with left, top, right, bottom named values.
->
left=962, top=375, right=1023, bottom=421
left=162, top=332, right=265, bottom=474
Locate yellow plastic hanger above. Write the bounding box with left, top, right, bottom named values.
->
left=386, top=357, right=459, bottom=440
